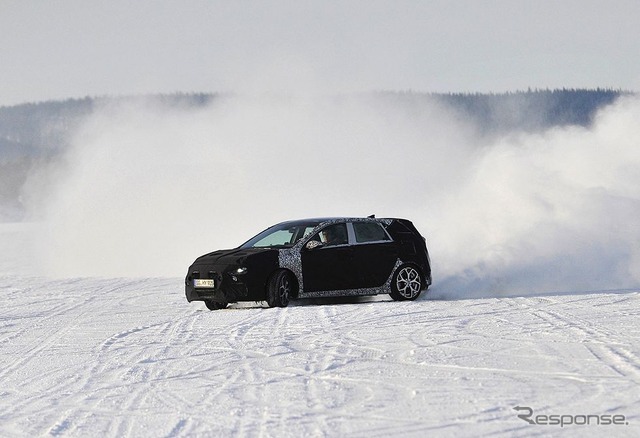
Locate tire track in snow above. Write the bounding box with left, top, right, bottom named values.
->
left=585, top=344, right=640, bottom=381
left=0, top=293, right=95, bottom=383
left=2, top=274, right=639, bottom=437
left=234, top=310, right=286, bottom=437
left=532, top=307, right=619, bottom=343
left=35, top=279, right=189, bottom=437
left=0, top=279, right=129, bottom=434
left=71, top=311, right=205, bottom=436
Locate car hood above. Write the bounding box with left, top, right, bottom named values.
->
left=191, top=247, right=277, bottom=267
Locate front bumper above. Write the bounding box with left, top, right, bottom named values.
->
left=185, top=285, right=231, bottom=302
left=185, top=267, right=250, bottom=303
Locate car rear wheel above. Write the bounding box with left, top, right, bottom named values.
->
left=204, top=300, right=228, bottom=310
left=267, top=270, right=291, bottom=308
left=390, top=265, right=423, bottom=301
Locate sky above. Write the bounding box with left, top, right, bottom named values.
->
left=1, top=0, right=639, bottom=105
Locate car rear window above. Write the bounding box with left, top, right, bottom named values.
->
left=353, top=222, right=390, bottom=243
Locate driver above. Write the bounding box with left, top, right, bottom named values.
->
left=320, top=225, right=347, bottom=246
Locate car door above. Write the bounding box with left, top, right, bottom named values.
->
left=301, top=222, right=355, bottom=292
left=349, top=221, right=398, bottom=288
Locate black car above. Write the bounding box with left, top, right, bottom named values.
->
left=185, top=217, right=431, bottom=310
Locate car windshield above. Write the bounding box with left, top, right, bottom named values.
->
left=240, top=221, right=323, bottom=249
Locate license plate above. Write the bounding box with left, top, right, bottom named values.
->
left=194, top=279, right=215, bottom=288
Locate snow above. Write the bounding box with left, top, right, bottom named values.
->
left=1, top=224, right=639, bottom=437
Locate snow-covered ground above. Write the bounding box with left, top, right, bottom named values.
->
left=1, top=223, right=639, bottom=437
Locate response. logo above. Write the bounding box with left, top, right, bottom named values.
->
left=513, top=406, right=629, bottom=427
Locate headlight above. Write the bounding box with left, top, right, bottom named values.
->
left=234, top=267, right=248, bottom=275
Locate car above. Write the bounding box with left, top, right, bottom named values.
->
left=185, top=216, right=432, bottom=310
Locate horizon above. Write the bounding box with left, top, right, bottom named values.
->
left=1, top=86, right=633, bottom=109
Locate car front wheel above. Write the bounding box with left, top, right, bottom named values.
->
left=390, top=265, right=423, bottom=301
left=204, top=300, right=228, bottom=310
left=267, top=270, right=291, bottom=308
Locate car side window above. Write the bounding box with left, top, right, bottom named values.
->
left=310, top=223, right=349, bottom=247
left=353, top=222, right=390, bottom=243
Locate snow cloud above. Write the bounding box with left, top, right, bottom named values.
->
left=28, top=93, right=640, bottom=298
left=433, top=96, right=640, bottom=297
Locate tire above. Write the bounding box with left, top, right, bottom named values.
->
left=267, top=270, right=291, bottom=308
left=204, top=300, right=228, bottom=310
left=390, top=264, right=423, bottom=301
